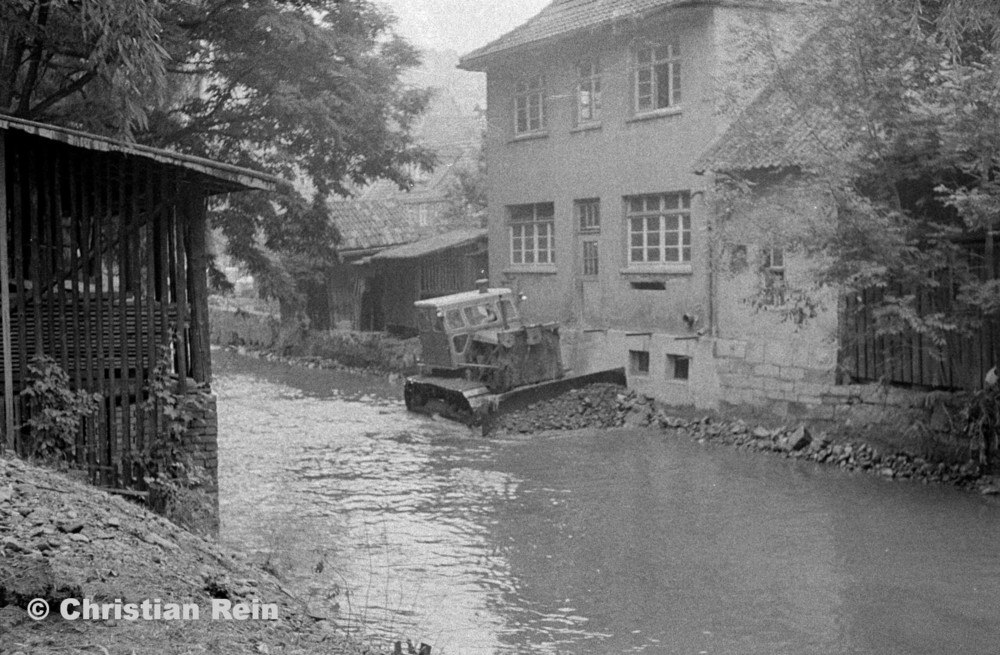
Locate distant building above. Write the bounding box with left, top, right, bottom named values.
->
left=316, top=199, right=486, bottom=334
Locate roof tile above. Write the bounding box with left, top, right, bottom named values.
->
left=460, top=0, right=689, bottom=69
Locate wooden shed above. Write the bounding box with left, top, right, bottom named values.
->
left=0, top=115, right=277, bottom=489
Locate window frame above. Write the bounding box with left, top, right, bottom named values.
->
left=508, top=202, right=556, bottom=268
left=576, top=198, right=601, bottom=234
left=582, top=240, right=599, bottom=277
left=634, top=43, right=681, bottom=115
left=625, top=192, right=692, bottom=271
left=514, top=74, right=547, bottom=136
left=575, top=58, right=602, bottom=125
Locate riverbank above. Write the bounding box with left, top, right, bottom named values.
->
left=491, top=383, right=1000, bottom=494
left=0, top=455, right=398, bottom=655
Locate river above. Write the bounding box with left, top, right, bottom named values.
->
left=215, top=349, right=1000, bottom=655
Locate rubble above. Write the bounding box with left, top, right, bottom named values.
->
left=0, top=455, right=391, bottom=654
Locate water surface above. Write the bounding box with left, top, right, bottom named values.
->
left=216, top=350, right=1000, bottom=654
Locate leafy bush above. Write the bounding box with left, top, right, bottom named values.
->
left=20, top=355, right=102, bottom=459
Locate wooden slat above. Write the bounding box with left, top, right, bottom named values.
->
left=0, top=132, right=13, bottom=449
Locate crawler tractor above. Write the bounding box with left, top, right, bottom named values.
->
left=403, top=282, right=625, bottom=429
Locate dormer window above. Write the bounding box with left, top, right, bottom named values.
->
left=514, top=74, right=546, bottom=135
left=635, top=44, right=681, bottom=113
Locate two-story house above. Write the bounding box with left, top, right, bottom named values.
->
left=459, top=0, right=815, bottom=410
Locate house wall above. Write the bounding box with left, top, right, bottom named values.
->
left=482, top=2, right=850, bottom=418
left=486, top=6, right=718, bottom=334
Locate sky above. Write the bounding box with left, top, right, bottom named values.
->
left=375, top=0, right=551, bottom=55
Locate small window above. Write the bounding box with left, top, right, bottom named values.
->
left=763, top=247, right=785, bottom=280
left=629, top=350, right=650, bottom=376
left=635, top=43, right=681, bottom=113
left=576, top=58, right=602, bottom=124
left=582, top=240, right=599, bottom=276
left=576, top=199, right=600, bottom=233
left=630, top=281, right=666, bottom=290
left=515, top=74, right=546, bottom=135
left=667, top=354, right=690, bottom=381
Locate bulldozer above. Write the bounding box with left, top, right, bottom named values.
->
left=403, top=281, right=624, bottom=430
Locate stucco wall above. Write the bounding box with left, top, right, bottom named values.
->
left=485, top=6, right=718, bottom=333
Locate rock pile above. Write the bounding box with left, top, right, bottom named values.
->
left=0, top=456, right=389, bottom=654
left=491, top=384, right=998, bottom=493
left=491, top=384, right=649, bottom=433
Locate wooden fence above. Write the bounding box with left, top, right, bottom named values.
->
left=841, top=285, right=999, bottom=391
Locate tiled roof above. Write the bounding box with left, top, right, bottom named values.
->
left=694, top=25, right=853, bottom=174
left=326, top=200, right=419, bottom=252
left=460, top=0, right=692, bottom=69
left=693, top=85, right=846, bottom=173
left=367, top=228, right=487, bottom=261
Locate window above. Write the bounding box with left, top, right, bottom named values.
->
left=509, top=203, right=555, bottom=266
left=763, top=247, right=785, bottom=280
left=576, top=199, right=600, bottom=233
left=629, top=350, right=650, bottom=375
left=515, top=74, right=546, bottom=135
left=667, top=354, right=690, bottom=381
left=576, top=59, right=602, bottom=124
left=627, top=192, right=692, bottom=266
left=582, top=240, right=599, bottom=276
left=635, top=44, right=681, bottom=113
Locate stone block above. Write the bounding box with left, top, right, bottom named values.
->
left=779, top=366, right=806, bottom=381
left=713, top=339, right=748, bottom=359
left=745, top=341, right=766, bottom=363
left=753, top=363, right=780, bottom=378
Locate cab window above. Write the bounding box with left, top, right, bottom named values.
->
left=463, top=303, right=499, bottom=327
left=500, top=299, right=518, bottom=322
left=445, top=309, right=465, bottom=330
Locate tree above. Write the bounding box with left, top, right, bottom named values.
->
left=715, top=0, right=1000, bottom=347
left=1, top=0, right=434, bottom=302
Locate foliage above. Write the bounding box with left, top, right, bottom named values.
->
left=444, top=132, right=488, bottom=226
left=20, top=355, right=102, bottom=459
left=2, top=0, right=435, bottom=294
left=959, top=379, right=1000, bottom=470
left=0, top=0, right=169, bottom=139
left=716, top=0, right=1000, bottom=347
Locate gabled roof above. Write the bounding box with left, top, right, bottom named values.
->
left=326, top=200, right=419, bottom=253
left=0, top=114, right=279, bottom=194
left=693, top=20, right=854, bottom=175
left=460, top=0, right=689, bottom=69
left=693, top=82, right=845, bottom=174
left=367, top=228, right=487, bottom=261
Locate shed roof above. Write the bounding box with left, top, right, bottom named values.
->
left=0, top=114, right=280, bottom=194
left=327, top=199, right=420, bottom=253
left=367, top=227, right=487, bottom=261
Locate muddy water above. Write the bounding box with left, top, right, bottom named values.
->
left=215, top=350, right=1000, bottom=655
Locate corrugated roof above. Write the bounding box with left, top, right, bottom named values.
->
left=367, top=228, right=487, bottom=261
left=460, top=0, right=688, bottom=69
left=327, top=199, right=420, bottom=252
left=0, top=114, right=280, bottom=194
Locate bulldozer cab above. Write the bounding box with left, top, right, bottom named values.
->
left=414, top=288, right=520, bottom=370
